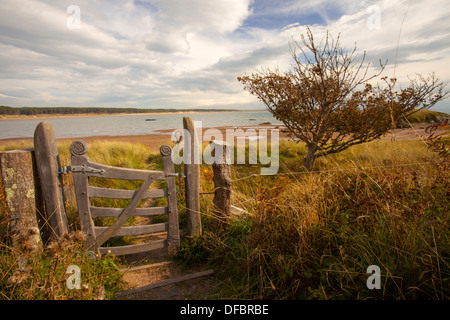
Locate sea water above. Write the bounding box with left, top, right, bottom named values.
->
left=0, top=111, right=282, bottom=140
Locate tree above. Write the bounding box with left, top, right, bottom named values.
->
left=238, top=27, right=448, bottom=170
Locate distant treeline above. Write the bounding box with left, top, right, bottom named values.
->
left=0, top=106, right=234, bottom=115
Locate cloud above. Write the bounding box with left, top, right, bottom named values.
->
left=139, top=0, right=252, bottom=54
left=0, top=0, right=448, bottom=112
left=331, top=0, right=450, bottom=85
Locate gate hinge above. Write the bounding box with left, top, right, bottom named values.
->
left=60, top=165, right=105, bottom=175
left=166, top=172, right=186, bottom=178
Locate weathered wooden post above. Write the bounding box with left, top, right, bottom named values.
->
left=0, top=149, right=43, bottom=253
left=33, top=121, right=68, bottom=238
left=160, top=145, right=180, bottom=255
left=210, top=140, right=231, bottom=225
left=183, top=117, right=202, bottom=237
left=70, top=140, right=96, bottom=251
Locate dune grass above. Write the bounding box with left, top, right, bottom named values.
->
left=1, top=137, right=448, bottom=300
left=186, top=139, right=449, bottom=300
left=405, top=109, right=443, bottom=123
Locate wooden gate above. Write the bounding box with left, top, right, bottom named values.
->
left=70, top=140, right=180, bottom=257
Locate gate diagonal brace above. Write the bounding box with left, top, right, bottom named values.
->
left=60, top=165, right=105, bottom=175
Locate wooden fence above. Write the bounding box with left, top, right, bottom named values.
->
left=0, top=121, right=67, bottom=249
left=0, top=118, right=229, bottom=257
left=70, top=141, right=179, bottom=257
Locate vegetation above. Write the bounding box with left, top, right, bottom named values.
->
left=1, top=126, right=449, bottom=299
left=405, top=108, right=443, bottom=124
left=0, top=105, right=234, bottom=116
left=0, top=229, right=125, bottom=300
left=187, top=138, right=449, bottom=299
left=238, top=27, right=448, bottom=170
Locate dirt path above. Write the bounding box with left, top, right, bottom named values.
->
left=117, top=259, right=221, bottom=300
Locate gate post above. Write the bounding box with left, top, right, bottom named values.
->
left=33, top=121, right=68, bottom=238
left=0, top=149, right=43, bottom=253
left=210, top=140, right=231, bottom=226
left=183, top=117, right=201, bottom=237
left=160, top=145, right=180, bottom=255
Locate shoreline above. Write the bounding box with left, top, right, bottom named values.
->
left=0, top=109, right=266, bottom=121
left=0, top=124, right=287, bottom=149
left=0, top=123, right=441, bottom=150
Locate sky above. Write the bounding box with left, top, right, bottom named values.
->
left=0, top=0, right=449, bottom=112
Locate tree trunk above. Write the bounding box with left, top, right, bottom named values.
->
left=303, top=144, right=317, bottom=171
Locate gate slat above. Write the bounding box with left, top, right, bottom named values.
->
left=94, top=223, right=167, bottom=237
left=84, top=161, right=165, bottom=180
left=90, top=206, right=168, bottom=217
left=98, top=240, right=167, bottom=256
left=89, top=186, right=167, bottom=199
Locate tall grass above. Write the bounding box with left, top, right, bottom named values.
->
left=1, top=138, right=448, bottom=300
left=192, top=139, right=449, bottom=299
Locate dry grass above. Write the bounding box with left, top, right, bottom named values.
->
left=0, top=229, right=125, bottom=300
left=1, top=136, right=448, bottom=300
left=191, top=139, right=449, bottom=299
